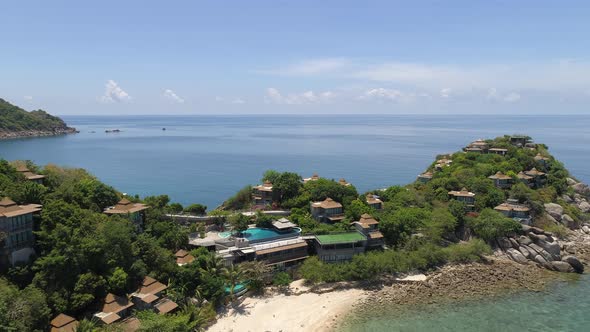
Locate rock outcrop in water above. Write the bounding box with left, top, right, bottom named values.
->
left=499, top=178, right=589, bottom=273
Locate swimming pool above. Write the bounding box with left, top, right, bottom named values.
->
left=219, top=227, right=301, bottom=243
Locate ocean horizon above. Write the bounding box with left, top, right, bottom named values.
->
left=1, top=114, right=589, bottom=209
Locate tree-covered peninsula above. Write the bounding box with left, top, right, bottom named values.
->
left=1, top=135, right=589, bottom=331
left=0, top=98, right=76, bottom=139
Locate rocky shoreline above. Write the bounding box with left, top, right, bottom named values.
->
left=335, top=259, right=562, bottom=331
left=0, top=128, right=77, bottom=140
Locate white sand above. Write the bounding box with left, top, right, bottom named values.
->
left=207, top=282, right=366, bottom=332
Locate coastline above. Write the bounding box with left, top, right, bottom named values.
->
left=0, top=128, right=77, bottom=140
left=207, top=258, right=562, bottom=332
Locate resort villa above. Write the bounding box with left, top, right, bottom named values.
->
left=131, top=276, right=178, bottom=315
left=339, top=178, right=352, bottom=186
left=525, top=168, right=547, bottom=188
left=352, top=214, right=384, bottom=249
left=175, top=249, right=195, bottom=266
left=463, top=139, right=489, bottom=153
left=313, top=232, right=367, bottom=263
left=252, top=181, right=274, bottom=206
left=311, top=197, right=344, bottom=223
left=510, top=135, right=530, bottom=147
left=494, top=199, right=532, bottom=224
left=366, top=194, right=383, bottom=210
left=104, top=198, right=150, bottom=231
left=448, top=188, right=476, bottom=211
left=0, top=197, right=41, bottom=266
left=517, top=171, right=535, bottom=188
left=303, top=173, right=320, bottom=183
left=93, top=293, right=134, bottom=325
left=489, top=148, right=508, bottom=156
left=50, top=314, right=79, bottom=332
left=435, top=158, right=453, bottom=170
left=417, top=171, right=434, bottom=183
left=488, top=171, right=513, bottom=189
left=15, top=164, right=45, bottom=184
left=253, top=238, right=309, bottom=268
left=534, top=153, right=550, bottom=167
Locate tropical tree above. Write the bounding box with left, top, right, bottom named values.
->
left=221, top=265, right=245, bottom=302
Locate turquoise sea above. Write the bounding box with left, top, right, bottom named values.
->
left=0, top=114, right=589, bottom=330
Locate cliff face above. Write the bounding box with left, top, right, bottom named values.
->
left=0, top=98, right=76, bottom=139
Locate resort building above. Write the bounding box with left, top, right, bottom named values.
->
left=352, top=214, right=384, bottom=249
left=494, top=199, right=532, bottom=224
left=517, top=171, right=535, bottom=188
left=464, top=139, right=489, bottom=153
left=0, top=197, right=41, bottom=266
left=448, top=188, right=476, bottom=211
left=524, top=168, right=547, bottom=188
left=313, top=232, right=367, bottom=263
left=93, top=293, right=134, bottom=325
left=366, top=194, right=383, bottom=210
left=253, top=238, right=309, bottom=268
left=510, top=135, right=530, bottom=147
left=534, top=153, right=550, bottom=167
left=104, top=198, right=149, bottom=231
left=272, top=217, right=297, bottom=231
left=131, top=276, right=178, bottom=315
left=489, top=148, right=508, bottom=156
left=435, top=158, right=453, bottom=171
left=417, top=171, right=433, bottom=183
left=252, top=181, right=274, bottom=206
left=310, top=197, right=344, bottom=223
left=303, top=173, right=320, bottom=183
left=488, top=171, right=513, bottom=189
left=175, top=249, right=195, bottom=266
left=50, top=314, right=79, bottom=332
left=338, top=178, right=352, bottom=186
left=15, top=165, right=45, bottom=184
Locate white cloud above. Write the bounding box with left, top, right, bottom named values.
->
left=258, top=58, right=348, bottom=76
left=23, top=95, right=33, bottom=101
left=358, top=88, right=428, bottom=103
left=163, top=89, right=185, bottom=103
left=487, top=88, right=521, bottom=103
left=231, top=98, right=245, bottom=104
left=100, top=80, right=131, bottom=103
left=264, top=88, right=336, bottom=104
left=440, top=88, right=452, bottom=99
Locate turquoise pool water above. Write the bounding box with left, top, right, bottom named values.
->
left=224, top=283, right=247, bottom=295
left=218, top=227, right=301, bottom=243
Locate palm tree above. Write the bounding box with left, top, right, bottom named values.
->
left=240, top=261, right=270, bottom=292
left=221, top=264, right=245, bottom=302
left=75, top=318, right=97, bottom=332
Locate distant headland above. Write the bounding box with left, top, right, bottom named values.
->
left=0, top=98, right=77, bottom=139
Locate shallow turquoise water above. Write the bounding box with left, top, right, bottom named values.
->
left=342, top=274, right=590, bottom=332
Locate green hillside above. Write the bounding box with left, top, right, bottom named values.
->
left=0, top=98, right=74, bottom=134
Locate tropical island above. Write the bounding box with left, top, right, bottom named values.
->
left=0, top=99, right=76, bottom=139
left=1, top=135, right=590, bottom=332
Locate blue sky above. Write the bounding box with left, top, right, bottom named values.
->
left=2, top=0, right=590, bottom=115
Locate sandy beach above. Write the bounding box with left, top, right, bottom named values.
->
left=207, top=281, right=367, bottom=332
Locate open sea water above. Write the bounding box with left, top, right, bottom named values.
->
left=0, top=114, right=589, bottom=331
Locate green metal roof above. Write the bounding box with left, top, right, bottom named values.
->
left=315, top=232, right=366, bottom=245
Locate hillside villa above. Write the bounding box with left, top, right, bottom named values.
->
left=93, top=293, right=134, bottom=325
left=366, top=194, right=383, bottom=210
left=338, top=178, right=352, bottom=186
left=417, top=171, right=433, bottom=183
left=131, top=276, right=178, bottom=315
left=0, top=197, right=41, bottom=266
left=15, top=164, right=45, bottom=184
left=448, top=188, right=476, bottom=211
left=463, top=139, right=489, bottom=153
left=534, top=153, right=550, bottom=167
left=303, top=173, right=320, bottom=183
left=311, top=197, right=344, bottom=222
left=50, top=314, right=79, bottom=332
left=104, top=198, right=150, bottom=231
left=489, top=148, right=508, bottom=156
left=313, top=232, right=367, bottom=263
left=435, top=158, right=452, bottom=170
left=352, top=214, right=384, bottom=249
left=175, top=249, right=195, bottom=266
left=488, top=171, right=513, bottom=189
left=252, top=181, right=274, bottom=206
left=494, top=199, right=532, bottom=224
left=525, top=168, right=547, bottom=188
